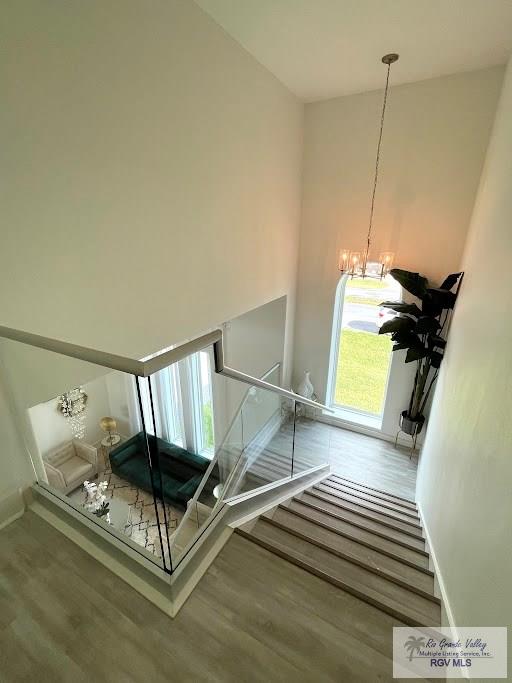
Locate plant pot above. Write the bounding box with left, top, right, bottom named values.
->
left=400, top=410, right=425, bottom=436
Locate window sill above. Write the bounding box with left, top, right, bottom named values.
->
left=324, top=406, right=383, bottom=431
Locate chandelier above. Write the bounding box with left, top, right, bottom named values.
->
left=338, top=53, right=398, bottom=279
left=58, top=386, right=88, bottom=440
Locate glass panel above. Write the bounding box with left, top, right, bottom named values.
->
left=167, top=369, right=297, bottom=567
left=168, top=409, right=244, bottom=566
left=0, top=337, right=168, bottom=569
left=292, top=405, right=331, bottom=475
left=222, top=390, right=294, bottom=498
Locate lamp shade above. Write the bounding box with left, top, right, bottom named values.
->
left=100, top=416, right=117, bottom=433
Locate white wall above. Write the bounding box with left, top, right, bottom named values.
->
left=0, top=367, right=33, bottom=500
left=0, top=0, right=302, bottom=361
left=27, top=376, right=112, bottom=457
left=224, top=296, right=287, bottom=379
left=293, top=67, right=504, bottom=438
left=212, top=296, right=287, bottom=449
left=417, top=57, right=512, bottom=643
left=0, top=0, right=303, bottom=500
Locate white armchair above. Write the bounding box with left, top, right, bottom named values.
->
left=43, top=440, right=99, bottom=494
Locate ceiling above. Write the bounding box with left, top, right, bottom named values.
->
left=195, top=0, right=512, bottom=101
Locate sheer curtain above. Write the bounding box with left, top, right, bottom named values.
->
left=130, top=355, right=213, bottom=454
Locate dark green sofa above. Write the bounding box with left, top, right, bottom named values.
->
left=109, top=432, right=210, bottom=507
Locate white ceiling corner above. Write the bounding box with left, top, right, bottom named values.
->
left=195, top=0, right=512, bottom=101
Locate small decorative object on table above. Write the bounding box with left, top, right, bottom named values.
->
left=83, top=480, right=110, bottom=524
left=99, top=416, right=121, bottom=447
left=378, top=268, right=464, bottom=456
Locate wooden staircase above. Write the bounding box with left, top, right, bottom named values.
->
left=237, top=473, right=440, bottom=627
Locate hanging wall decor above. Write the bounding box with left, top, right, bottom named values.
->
left=58, top=386, right=88, bottom=439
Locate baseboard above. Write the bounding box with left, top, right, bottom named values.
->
left=0, top=488, right=25, bottom=531
left=312, top=410, right=422, bottom=453
left=416, top=502, right=469, bottom=679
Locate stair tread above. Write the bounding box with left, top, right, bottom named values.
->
left=329, top=474, right=416, bottom=505
left=311, top=486, right=424, bottom=534
left=327, top=475, right=418, bottom=511
left=300, top=491, right=425, bottom=546
left=272, top=507, right=434, bottom=594
left=324, top=478, right=419, bottom=515
left=318, top=483, right=420, bottom=522
left=315, top=483, right=422, bottom=526
left=287, top=498, right=430, bottom=568
left=239, top=522, right=440, bottom=626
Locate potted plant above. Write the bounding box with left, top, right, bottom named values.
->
left=378, top=268, right=463, bottom=436
left=83, top=480, right=111, bottom=523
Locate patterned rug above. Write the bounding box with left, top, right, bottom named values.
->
left=70, top=462, right=183, bottom=561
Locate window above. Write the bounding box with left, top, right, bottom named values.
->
left=326, top=272, right=401, bottom=426
left=136, top=365, right=185, bottom=446
left=136, top=351, right=214, bottom=457
left=187, top=351, right=215, bottom=457
left=157, top=364, right=186, bottom=447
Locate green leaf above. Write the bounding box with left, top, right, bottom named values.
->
left=415, top=316, right=441, bottom=334
left=390, top=269, right=428, bottom=299
left=378, top=316, right=415, bottom=336
left=380, top=301, right=422, bottom=318
left=440, top=272, right=463, bottom=291
left=392, top=329, right=421, bottom=343
left=430, top=350, right=444, bottom=368
left=429, top=335, right=446, bottom=349
left=405, top=346, right=428, bottom=363
left=427, top=287, right=457, bottom=310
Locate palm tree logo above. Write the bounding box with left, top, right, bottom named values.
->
left=404, top=635, right=426, bottom=661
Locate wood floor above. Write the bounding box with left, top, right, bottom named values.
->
left=247, top=419, right=418, bottom=502
left=294, top=419, right=418, bottom=501
left=0, top=511, right=411, bottom=682
left=0, top=424, right=421, bottom=682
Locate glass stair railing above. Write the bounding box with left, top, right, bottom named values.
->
left=0, top=324, right=331, bottom=575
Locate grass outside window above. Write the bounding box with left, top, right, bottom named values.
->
left=335, top=329, right=392, bottom=415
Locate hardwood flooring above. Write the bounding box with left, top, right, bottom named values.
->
left=294, top=419, right=418, bottom=501
left=246, top=419, right=418, bottom=502
left=1, top=511, right=413, bottom=682
left=0, top=424, right=421, bottom=682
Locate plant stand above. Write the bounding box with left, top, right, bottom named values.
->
left=395, top=411, right=425, bottom=459
left=394, top=427, right=420, bottom=459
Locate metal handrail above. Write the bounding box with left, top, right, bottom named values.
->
left=0, top=323, right=333, bottom=412
left=0, top=324, right=146, bottom=375
left=219, top=366, right=330, bottom=412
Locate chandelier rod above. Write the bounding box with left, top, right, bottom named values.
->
left=364, top=54, right=397, bottom=271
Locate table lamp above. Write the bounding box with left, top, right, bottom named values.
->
left=99, top=416, right=121, bottom=447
